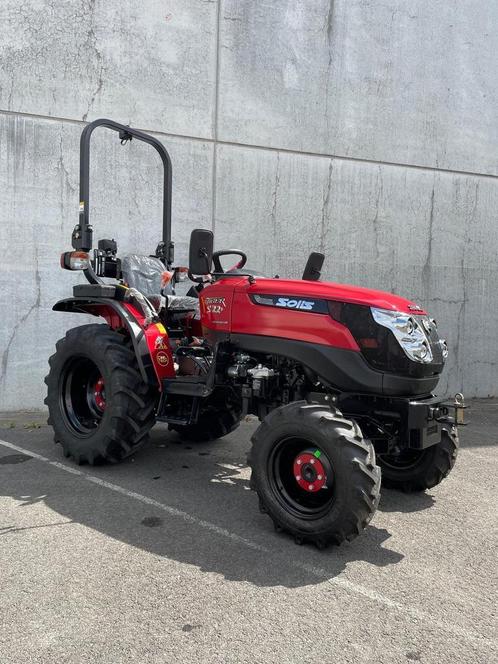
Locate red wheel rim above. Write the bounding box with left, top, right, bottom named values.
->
left=93, top=377, right=106, bottom=411
left=269, top=438, right=335, bottom=519
left=293, top=450, right=329, bottom=492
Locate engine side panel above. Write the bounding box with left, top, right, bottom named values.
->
left=229, top=291, right=360, bottom=350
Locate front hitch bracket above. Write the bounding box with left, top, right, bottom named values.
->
left=436, top=392, right=468, bottom=426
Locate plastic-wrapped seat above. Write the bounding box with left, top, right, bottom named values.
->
left=121, top=254, right=172, bottom=296
left=121, top=254, right=199, bottom=313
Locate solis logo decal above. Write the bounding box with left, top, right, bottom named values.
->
left=275, top=298, right=315, bottom=310
left=251, top=294, right=328, bottom=314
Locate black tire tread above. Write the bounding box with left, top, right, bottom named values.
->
left=248, top=401, right=381, bottom=549
left=45, top=324, right=157, bottom=465
left=169, top=401, right=241, bottom=442
left=379, top=426, right=458, bottom=492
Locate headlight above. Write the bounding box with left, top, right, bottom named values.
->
left=371, top=308, right=433, bottom=364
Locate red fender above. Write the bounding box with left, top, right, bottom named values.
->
left=53, top=297, right=175, bottom=387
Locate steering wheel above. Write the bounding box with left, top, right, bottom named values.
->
left=212, top=250, right=247, bottom=273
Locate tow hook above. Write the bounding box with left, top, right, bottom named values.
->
left=433, top=393, right=467, bottom=425
left=454, top=392, right=466, bottom=425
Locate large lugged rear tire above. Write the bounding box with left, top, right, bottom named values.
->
left=248, top=401, right=381, bottom=548
left=45, top=324, right=157, bottom=464
left=169, top=409, right=240, bottom=442
left=169, top=391, right=241, bottom=442
left=378, top=425, right=458, bottom=492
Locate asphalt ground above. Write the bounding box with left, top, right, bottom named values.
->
left=0, top=401, right=496, bottom=664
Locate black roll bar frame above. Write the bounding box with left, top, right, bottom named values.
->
left=72, top=118, right=173, bottom=267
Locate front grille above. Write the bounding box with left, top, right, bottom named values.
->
left=328, top=301, right=445, bottom=377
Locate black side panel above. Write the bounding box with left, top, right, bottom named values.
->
left=382, top=372, right=439, bottom=397
left=53, top=297, right=156, bottom=385
left=162, top=378, right=212, bottom=398
left=229, top=334, right=438, bottom=397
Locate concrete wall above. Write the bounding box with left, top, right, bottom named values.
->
left=1, top=0, right=497, bottom=409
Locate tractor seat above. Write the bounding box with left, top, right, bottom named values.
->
left=121, top=254, right=172, bottom=296
left=165, top=295, right=199, bottom=312
left=121, top=254, right=199, bottom=314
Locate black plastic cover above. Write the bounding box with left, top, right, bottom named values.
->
left=328, top=302, right=444, bottom=378
left=189, top=229, right=214, bottom=275
left=229, top=333, right=439, bottom=396
left=302, top=252, right=324, bottom=281
left=73, top=283, right=117, bottom=298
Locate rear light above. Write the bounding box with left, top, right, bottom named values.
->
left=60, top=251, right=90, bottom=270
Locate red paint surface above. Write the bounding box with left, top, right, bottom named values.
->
left=122, top=303, right=175, bottom=382
left=85, top=304, right=122, bottom=329
left=199, top=279, right=241, bottom=341
left=238, top=278, right=426, bottom=314
left=230, top=291, right=359, bottom=349
left=199, top=275, right=424, bottom=350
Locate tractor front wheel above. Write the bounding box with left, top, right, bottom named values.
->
left=248, top=401, right=381, bottom=548
left=45, top=324, right=157, bottom=464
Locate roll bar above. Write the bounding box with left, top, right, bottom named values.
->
left=72, top=118, right=173, bottom=263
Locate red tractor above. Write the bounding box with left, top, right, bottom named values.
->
left=45, top=119, right=465, bottom=548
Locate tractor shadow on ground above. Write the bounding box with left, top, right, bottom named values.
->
left=379, top=489, right=435, bottom=513
left=3, top=403, right=494, bottom=588
left=0, top=429, right=406, bottom=589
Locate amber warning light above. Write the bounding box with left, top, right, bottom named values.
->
left=60, top=251, right=90, bottom=271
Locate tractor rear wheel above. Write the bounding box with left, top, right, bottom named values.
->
left=169, top=402, right=241, bottom=442
left=377, top=426, right=458, bottom=492
left=248, top=401, right=381, bottom=548
left=45, top=324, right=157, bottom=464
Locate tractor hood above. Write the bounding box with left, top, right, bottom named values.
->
left=237, top=277, right=426, bottom=315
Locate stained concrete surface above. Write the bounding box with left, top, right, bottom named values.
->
left=0, top=400, right=496, bottom=663
left=218, top=1, right=498, bottom=174
left=1, top=0, right=498, bottom=407
left=0, top=0, right=218, bottom=137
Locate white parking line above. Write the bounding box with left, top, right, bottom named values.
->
left=0, top=437, right=495, bottom=651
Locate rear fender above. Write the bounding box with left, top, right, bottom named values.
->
left=53, top=297, right=175, bottom=387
